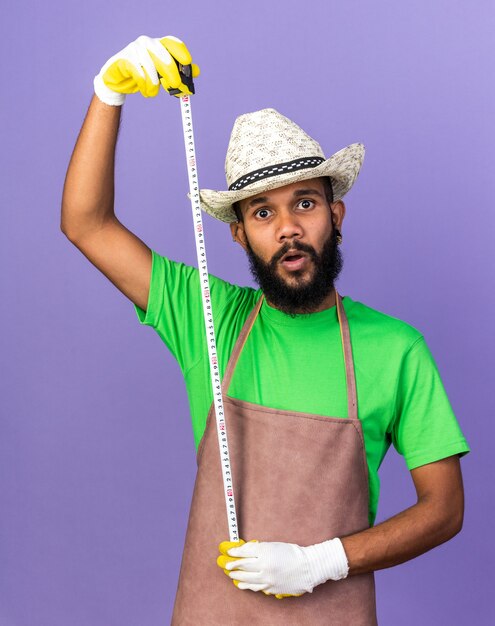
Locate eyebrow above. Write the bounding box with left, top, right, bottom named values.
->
left=246, top=188, right=324, bottom=209
left=293, top=188, right=324, bottom=199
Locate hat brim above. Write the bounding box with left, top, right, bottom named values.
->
left=194, top=143, right=365, bottom=223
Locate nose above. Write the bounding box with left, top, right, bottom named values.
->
left=276, top=210, right=303, bottom=243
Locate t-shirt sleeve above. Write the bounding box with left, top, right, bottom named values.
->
left=391, top=336, right=470, bottom=470
left=133, top=249, right=240, bottom=373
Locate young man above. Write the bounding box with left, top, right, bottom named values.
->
left=62, top=35, right=470, bottom=625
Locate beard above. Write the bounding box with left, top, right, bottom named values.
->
left=245, top=228, right=344, bottom=315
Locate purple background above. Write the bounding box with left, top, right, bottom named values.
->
left=1, top=1, right=493, bottom=624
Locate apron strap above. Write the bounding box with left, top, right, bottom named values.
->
left=221, top=294, right=265, bottom=395
left=336, top=292, right=358, bottom=421
left=221, top=291, right=358, bottom=420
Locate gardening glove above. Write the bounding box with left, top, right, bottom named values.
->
left=94, top=34, right=200, bottom=106
left=217, top=538, right=349, bottom=599
left=217, top=539, right=247, bottom=589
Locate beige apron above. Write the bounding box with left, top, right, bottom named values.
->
left=172, top=292, right=377, bottom=625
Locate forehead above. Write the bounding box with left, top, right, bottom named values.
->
left=240, top=177, right=326, bottom=209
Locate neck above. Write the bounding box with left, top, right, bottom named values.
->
left=266, top=287, right=337, bottom=315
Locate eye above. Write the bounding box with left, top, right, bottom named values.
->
left=297, top=199, right=315, bottom=210
left=254, top=208, right=272, bottom=219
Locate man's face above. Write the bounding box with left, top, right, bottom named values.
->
left=230, top=178, right=346, bottom=314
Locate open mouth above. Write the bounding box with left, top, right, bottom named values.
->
left=280, top=250, right=308, bottom=271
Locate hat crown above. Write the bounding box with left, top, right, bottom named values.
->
left=225, top=108, right=325, bottom=187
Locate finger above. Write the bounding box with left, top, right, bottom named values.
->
left=154, top=55, right=181, bottom=89
left=229, top=570, right=262, bottom=583
left=160, top=35, right=192, bottom=66
left=218, top=539, right=245, bottom=555
left=237, top=582, right=269, bottom=593
left=102, top=59, right=141, bottom=94
left=141, top=72, right=160, bottom=97
left=137, top=42, right=159, bottom=86
left=133, top=64, right=160, bottom=98
left=134, top=49, right=160, bottom=97
left=159, top=62, right=199, bottom=96
left=123, top=44, right=146, bottom=79
left=225, top=557, right=259, bottom=572
left=146, top=39, right=180, bottom=88
left=228, top=539, right=260, bottom=558
left=103, top=48, right=157, bottom=98
left=216, top=554, right=241, bottom=571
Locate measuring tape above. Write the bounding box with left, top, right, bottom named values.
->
left=175, top=93, right=240, bottom=543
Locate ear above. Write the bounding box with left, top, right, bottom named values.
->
left=330, top=200, right=346, bottom=231
left=230, top=220, right=249, bottom=252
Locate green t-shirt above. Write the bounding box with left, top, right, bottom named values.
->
left=135, top=250, right=470, bottom=526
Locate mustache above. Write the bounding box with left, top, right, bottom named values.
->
left=270, top=240, right=318, bottom=266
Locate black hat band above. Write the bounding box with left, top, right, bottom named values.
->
left=228, top=156, right=325, bottom=192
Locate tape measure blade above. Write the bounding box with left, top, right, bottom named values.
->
left=178, top=96, right=239, bottom=542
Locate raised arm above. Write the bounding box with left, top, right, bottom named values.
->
left=61, top=94, right=154, bottom=310
left=61, top=35, right=199, bottom=312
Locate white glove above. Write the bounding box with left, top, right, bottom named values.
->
left=94, top=34, right=199, bottom=106
left=224, top=538, right=349, bottom=598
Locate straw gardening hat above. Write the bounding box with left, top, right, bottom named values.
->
left=198, top=108, right=365, bottom=223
